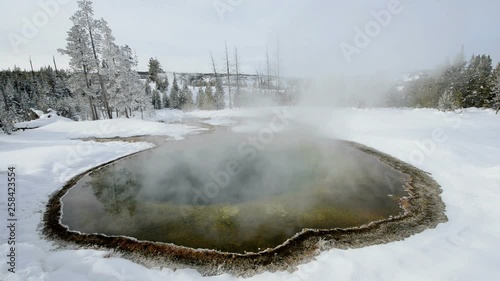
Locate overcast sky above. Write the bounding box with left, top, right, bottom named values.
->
left=1, top=0, right=500, bottom=77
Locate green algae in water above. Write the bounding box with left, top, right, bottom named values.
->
left=61, top=132, right=408, bottom=253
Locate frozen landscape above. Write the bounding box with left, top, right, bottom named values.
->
left=1, top=107, right=499, bottom=281
left=2, top=0, right=500, bottom=280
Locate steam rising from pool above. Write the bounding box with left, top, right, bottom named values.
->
left=61, top=131, right=408, bottom=253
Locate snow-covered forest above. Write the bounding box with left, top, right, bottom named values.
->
left=388, top=48, right=500, bottom=111
left=2, top=1, right=500, bottom=134
left=0, top=0, right=300, bottom=134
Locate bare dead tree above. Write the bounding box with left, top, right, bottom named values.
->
left=276, top=38, right=280, bottom=96
left=52, top=56, right=59, bottom=74
left=266, top=46, right=271, bottom=95
left=29, top=56, right=35, bottom=79
left=234, top=46, right=240, bottom=106
left=210, top=51, right=219, bottom=81
left=225, top=42, right=232, bottom=108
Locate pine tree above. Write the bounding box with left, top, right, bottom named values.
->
left=162, top=91, right=170, bottom=109
left=438, top=89, right=459, bottom=112
left=492, top=74, right=500, bottom=114
left=180, top=84, right=194, bottom=111
left=204, top=82, right=215, bottom=110
left=196, top=88, right=206, bottom=109
left=214, top=79, right=225, bottom=110
left=463, top=55, right=493, bottom=108
left=157, top=76, right=169, bottom=92
left=441, top=47, right=467, bottom=108
left=71, top=0, right=113, bottom=119
left=58, top=23, right=98, bottom=120
left=100, top=19, right=121, bottom=100
left=152, top=89, right=161, bottom=109
left=170, top=74, right=181, bottom=109
left=0, top=81, right=18, bottom=134
left=148, top=58, right=163, bottom=84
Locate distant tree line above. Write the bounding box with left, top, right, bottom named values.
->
left=0, top=66, right=74, bottom=133
left=387, top=48, right=500, bottom=113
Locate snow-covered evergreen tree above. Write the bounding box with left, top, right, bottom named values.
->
left=214, top=80, right=225, bottom=110
left=162, top=91, right=170, bottom=109
left=152, top=89, right=161, bottom=109
left=170, top=74, right=181, bottom=109
left=204, top=82, right=215, bottom=110
left=157, top=76, right=168, bottom=92
left=463, top=55, right=493, bottom=108
left=99, top=19, right=121, bottom=100
left=180, top=84, right=194, bottom=111
left=58, top=23, right=98, bottom=120
left=0, top=81, right=19, bottom=134
left=492, top=75, right=500, bottom=114
left=112, top=45, right=152, bottom=118
left=148, top=58, right=162, bottom=84
left=70, top=0, right=112, bottom=119
left=196, top=88, right=206, bottom=110
left=438, top=89, right=459, bottom=112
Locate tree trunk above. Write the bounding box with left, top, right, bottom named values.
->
left=86, top=13, right=113, bottom=119
left=82, top=62, right=97, bottom=120
left=93, top=104, right=99, bottom=121
left=276, top=39, right=280, bottom=96
left=234, top=47, right=240, bottom=107
left=225, top=42, right=232, bottom=108
left=266, top=47, right=271, bottom=95
left=88, top=96, right=96, bottom=121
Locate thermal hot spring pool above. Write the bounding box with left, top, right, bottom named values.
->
left=60, top=131, right=410, bottom=254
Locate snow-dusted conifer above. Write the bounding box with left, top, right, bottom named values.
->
left=214, top=80, right=225, bottom=110
left=204, top=82, right=215, bottom=110
left=492, top=76, right=500, bottom=114
left=162, top=91, right=170, bottom=109
left=180, top=84, right=194, bottom=111
left=196, top=88, right=206, bottom=110
left=438, top=89, right=459, bottom=112
left=170, top=74, right=181, bottom=109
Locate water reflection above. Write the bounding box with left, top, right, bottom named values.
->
left=61, top=132, right=408, bottom=253
left=88, top=167, right=142, bottom=216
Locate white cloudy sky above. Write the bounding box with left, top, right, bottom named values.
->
left=1, top=0, right=499, bottom=77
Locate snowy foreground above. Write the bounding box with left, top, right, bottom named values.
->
left=1, top=107, right=499, bottom=281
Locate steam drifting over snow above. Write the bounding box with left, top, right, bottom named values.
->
left=1, top=107, right=500, bottom=281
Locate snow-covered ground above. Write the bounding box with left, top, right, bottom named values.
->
left=1, top=107, right=499, bottom=281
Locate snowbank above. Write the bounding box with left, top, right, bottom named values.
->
left=14, top=111, right=73, bottom=130
left=19, top=118, right=206, bottom=140
left=148, top=109, right=184, bottom=124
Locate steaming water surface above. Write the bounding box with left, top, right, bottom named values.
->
left=61, top=130, right=408, bottom=253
